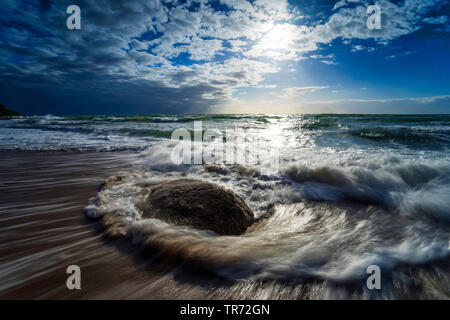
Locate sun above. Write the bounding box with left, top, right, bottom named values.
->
left=263, top=24, right=293, bottom=49
left=250, top=23, right=297, bottom=60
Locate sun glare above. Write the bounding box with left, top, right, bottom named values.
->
left=252, top=23, right=297, bottom=60
left=263, top=25, right=292, bottom=49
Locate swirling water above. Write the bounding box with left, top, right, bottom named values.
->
left=1, top=114, right=449, bottom=299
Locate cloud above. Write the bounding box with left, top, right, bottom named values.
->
left=309, top=53, right=337, bottom=64
left=283, top=86, right=329, bottom=97
left=215, top=94, right=450, bottom=114
left=310, top=54, right=335, bottom=59
left=296, top=95, right=450, bottom=113
left=0, top=0, right=447, bottom=114
left=309, top=0, right=446, bottom=47
left=320, top=60, right=338, bottom=65
left=423, top=16, right=448, bottom=24
left=310, top=95, right=450, bottom=105
left=351, top=45, right=364, bottom=52
left=385, top=51, right=416, bottom=60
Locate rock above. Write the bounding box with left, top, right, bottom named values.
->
left=203, top=164, right=229, bottom=175
left=142, top=179, right=254, bottom=235
left=100, top=175, right=123, bottom=189
left=0, top=104, right=22, bottom=117
left=235, top=165, right=260, bottom=177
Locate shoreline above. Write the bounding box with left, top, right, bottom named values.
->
left=1, top=150, right=449, bottom=299
left=0, top=150, right=271, bottom=299
left=0, top=150, right=147, bottom=299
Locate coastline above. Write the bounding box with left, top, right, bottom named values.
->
left=0, top=150, right=135, bottom=298
left=0, top=150, right=289, bottom=299
left=1, top=149, right=449, bottom=300
left=0, top=150, right=168, bottom=299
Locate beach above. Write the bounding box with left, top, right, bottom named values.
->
left=0, top=150, right=322, bottom=299
left=0, top=151, right=143, bottom=299
left=0, top=115, right=449, bottom=299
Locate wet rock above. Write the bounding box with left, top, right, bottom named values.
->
left=236, top=165, right=260, bottom=178
left=0, top=104, right=22, bottom=117
left=203, top=164, right=229, bottom=175
left=142, top=179, right=254, bottom=235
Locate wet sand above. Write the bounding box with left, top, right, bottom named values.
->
left=0, top=151, right=314, bottom=299
left=0, top=151, right=152, bottom=299
left=0, top=151, right=220, bottom=299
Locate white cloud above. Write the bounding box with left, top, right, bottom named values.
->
left=310, top=53, right=337, bottom=65
left=283, top=86, right=329, bottom=97
left=385, top=51, right=416, bottom=60
left=321, top=60, right=338, bottom=65
left=1, top=0, right=447, bottom=113
left=311, top=0, right=444, bottom=45
left=312, top=95, right=450, bottom=104
left=423, top=16, right=448, bottom=24
left=351, top=45, right=365, bottom=52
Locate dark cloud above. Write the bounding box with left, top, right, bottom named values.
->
left=0, top=0, right=447, bottom=115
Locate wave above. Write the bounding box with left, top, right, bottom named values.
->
left=84, top=157, right=450, bottom=283
left=8, top=124, right=95, bottom=135
left=355, top=114, right=450, bottom=124
left=62, top=114, right=281, bottom=124
left=300, top=118, right=339, bottom=130
left=348, top=127, right=450, bottom=144
left=85, top=175, right=450, bottom=283
left=285, top=162, right=450, bottom=222
left=6, top=124, right=181, bottom=139
left=4, top=115, right=449, bottom=153
left=301, top=114, right=450, bottom=124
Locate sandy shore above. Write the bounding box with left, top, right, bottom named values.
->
left=0, top=150, right=224, bottom=299
left=0, top=151, right=154, bottom=299
left=0, top=151, right=307, bottom=300
left=2, top=151, right=447, bottom=300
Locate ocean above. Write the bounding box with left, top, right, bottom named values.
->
left=0, top=114, right=449, bottom=299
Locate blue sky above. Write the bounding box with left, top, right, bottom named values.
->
left=0, top=0, right=449, bottom=115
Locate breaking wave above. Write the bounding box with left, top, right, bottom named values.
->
left=348, top=127, right=450, bottom=144
left=85, top=158, right=450, bottom=283
left=285, top=162, right=450, bottom=222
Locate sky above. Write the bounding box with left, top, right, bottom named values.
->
left=0, top=0, right=449, bottom=115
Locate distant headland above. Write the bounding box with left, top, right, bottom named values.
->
left=0, top=104, right=23, bottom=118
